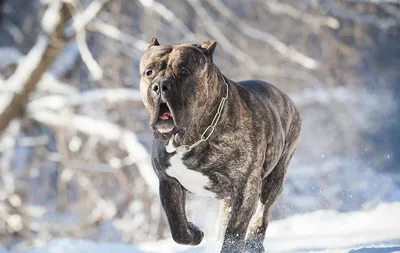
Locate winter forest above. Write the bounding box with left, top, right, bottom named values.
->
left=0, top=0, right=399, bottom=252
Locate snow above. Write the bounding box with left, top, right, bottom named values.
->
left=2, top=202, right=399, bottom=253
left=22, top=240, right=144, bottom=253
left=280, top=158, right=400, bottom=216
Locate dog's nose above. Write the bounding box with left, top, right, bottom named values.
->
left=152, top=81, right=171, bottom=96
left=152, top=83, right=160, bottom=94
left=161, top=81, right=171, bottom=93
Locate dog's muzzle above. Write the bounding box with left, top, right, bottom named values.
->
left=155, top=102, right=176, bottom=134
left=150, top=80, right=178, bottom=134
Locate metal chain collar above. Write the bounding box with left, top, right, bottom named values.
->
left=175, top=76, right=229, bottom=152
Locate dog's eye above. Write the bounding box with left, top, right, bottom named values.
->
left=145, top=69, right=153, bottom=77
left=180, top=69, right=188, bottom=76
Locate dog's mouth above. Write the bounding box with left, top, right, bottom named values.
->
left=159, top=103, right=172, bottom=120
left=154, top=103, right=176, bottom=134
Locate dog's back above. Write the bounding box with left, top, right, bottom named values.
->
left=238, top=80, right=301, bottom=140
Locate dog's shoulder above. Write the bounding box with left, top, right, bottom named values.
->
left=237, top=80, right=285, bottom=103
left=236, top=79, right=301, bottom=135
left=238, top=79, right=298, bottom=110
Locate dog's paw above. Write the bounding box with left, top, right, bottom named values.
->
left=220, top=244, right=242, bottom=253
left=220, top=238, right=244, bottom=253
left=187, top=222, right=204, bottom=245
left=172, top=222, right=204, bottom=245
left=244, top=240, right=265, bottom=253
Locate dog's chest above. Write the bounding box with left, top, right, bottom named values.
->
left=166, top=153, right=215, bottom=198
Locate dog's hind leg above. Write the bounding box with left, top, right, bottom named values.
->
left=220, top=173, right=260, bottom=253
left=244, top=200, right=270, bottom=253
left=245, top=144, right=298, bottom=252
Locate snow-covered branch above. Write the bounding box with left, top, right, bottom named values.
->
left=76, top=30, right=103, bottom=80
left=137, top=0, right=198, bottom=41
left=265, top=0, right=340, bottom=29
left=324, top=0, right=398, bottom=29
left=27, top=88, right=142, bottom=111
left=186, top=0, right=269, bottom=72
left=28, top=110, right=159, bottom=194
left=63, top=0, right=112, bottom=38
left=207, top=0, right=320, bottom=70
left=88, top=21, right=149, bottom=52
left=0, top=1, right=69, bottom=136
left=63, top=0, right=111, bottom=80
left=0, top=45, right=79, bottom=95
left=0, top=0, right=111, bottom=137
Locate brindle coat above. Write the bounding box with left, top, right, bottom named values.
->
left=140, top=38, right=302, bottom=253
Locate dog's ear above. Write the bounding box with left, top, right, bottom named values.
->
left=200, top=40, right=217, bottom=58
left=148, top=38, right=160, bottom=49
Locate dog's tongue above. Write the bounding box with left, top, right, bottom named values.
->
left=159, top=112, right=171, bottom=120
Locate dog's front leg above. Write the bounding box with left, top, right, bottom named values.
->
left=159, top=178, right=204, bottom=245
left=220, top=180, right=259, bottom=253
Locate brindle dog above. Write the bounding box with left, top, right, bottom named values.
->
left=140, top=38, right=302, bottom=253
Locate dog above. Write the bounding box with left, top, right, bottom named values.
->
left=139, top=38, right=302, bottom=253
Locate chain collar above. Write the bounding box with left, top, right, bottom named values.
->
left=172, top=75, right=229, bottom=153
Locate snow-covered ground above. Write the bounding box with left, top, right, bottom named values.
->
left=2, top=202, right=399, bottom=253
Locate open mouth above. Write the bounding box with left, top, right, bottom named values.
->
left=155, top=103, right=176, bottom=134
left=159, top=103, right=172, bottom=120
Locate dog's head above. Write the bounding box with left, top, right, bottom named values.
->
left=140, top=38, right=218, bottom=141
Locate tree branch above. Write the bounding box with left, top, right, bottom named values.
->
left=186, top=0, right=272, bottom=72
left=324, top=0, right=398, bottom=29
left=76, top=29, right=103, bottom=80
left=87, top=21, right=149, bottom=52
left=0, top=46, right=79, bottom=95
left=137, top=0, right=198, bottom=41
left=63, top=0, right=111, bottom=38
left=204, top=0, right=320, bottom=69
left=27, top=88, right=142, bottom=111
left=0, top=1, right=68, bottom=136
left=265, top=0, right=340, bottom=29
left=28, top=110, right=159, bottom=194
left=0, top=0, right=111, bottom=137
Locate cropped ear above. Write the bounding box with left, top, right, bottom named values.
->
left=148, top=38, right=160, bottom=49
left=200, top=40, right=217, bottom=57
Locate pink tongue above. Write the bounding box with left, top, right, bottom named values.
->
left=159, top=112, right=171, bottom=120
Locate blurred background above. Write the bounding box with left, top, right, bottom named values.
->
left=0, top=0, right=399, bottom=251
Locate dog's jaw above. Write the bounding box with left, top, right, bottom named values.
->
left=151, top=101, right=177, bottom=134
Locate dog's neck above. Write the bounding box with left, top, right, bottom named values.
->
left=182, top=67, right=232, bottom=147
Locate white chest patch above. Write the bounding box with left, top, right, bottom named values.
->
left=166, top=152, right=216, bottom=198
